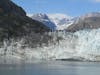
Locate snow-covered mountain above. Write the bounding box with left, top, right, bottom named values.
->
left=74, top=12, right=100, bottom=23
left=48, top=14, right=74, bottom=30
left=67, top=12, right=100, bottom=32
left=31, top=13, right=56, bottom=31
left=31, top=13, right=74, bottom=30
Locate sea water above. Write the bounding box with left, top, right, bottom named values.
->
left=0, top=61, right=100, bottom=75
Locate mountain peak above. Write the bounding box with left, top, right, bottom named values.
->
left=32, top=13, right=56, bottom=30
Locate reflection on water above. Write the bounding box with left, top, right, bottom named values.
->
left=0, top=61, right=100, bottom=75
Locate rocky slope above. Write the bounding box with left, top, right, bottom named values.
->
left=66, top=12, right=100, bottom=32
left=0, top=0, right=50, bottom=41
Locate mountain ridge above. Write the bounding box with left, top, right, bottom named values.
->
left=31, top=13, right=74, bottom=30
left=67, top=12, right=100, bottom=32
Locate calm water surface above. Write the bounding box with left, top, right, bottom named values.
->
left=0, top=61, right=100, bottom=75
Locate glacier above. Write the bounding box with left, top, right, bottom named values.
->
left=0, top=28, right=100, bottom=63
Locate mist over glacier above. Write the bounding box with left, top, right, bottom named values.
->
left=0, top=28, right=100, bottom=63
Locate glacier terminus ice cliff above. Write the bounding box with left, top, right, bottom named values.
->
left=1, top=28, right=100, bottom=63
